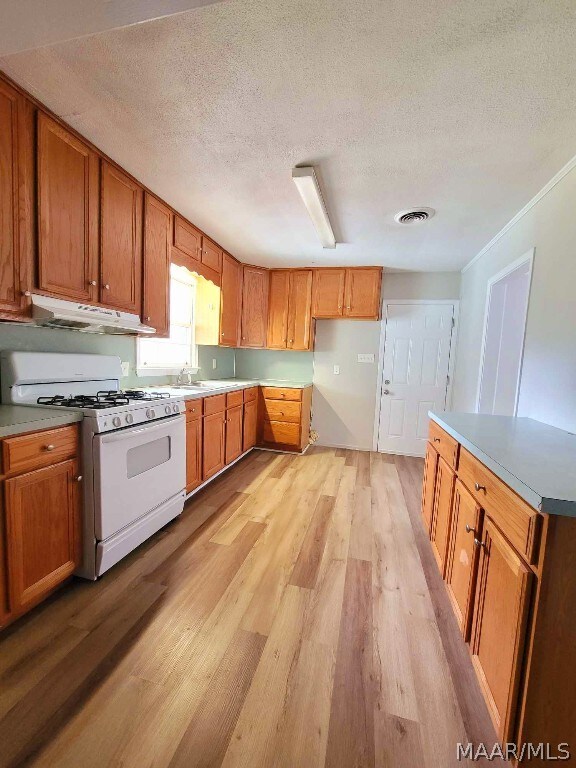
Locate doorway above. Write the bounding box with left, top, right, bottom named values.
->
left=477, top=250, right=533, bottom=416
left=376, top=301, right=458, bottom=457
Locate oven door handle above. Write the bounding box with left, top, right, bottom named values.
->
left=98, top=414, right=184, bottom=444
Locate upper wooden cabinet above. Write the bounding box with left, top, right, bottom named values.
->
left=173, top=215, right=202, bottom=264
left=343, top=267, right=382, bottom=318
left=100, top=161, right=143, bottom=313
left=312, top=267, right=382, bottom=319
left=143, top=194, right=171, bottom=337
left=201, top=237, right=222, bottom=273
left=311, top=268, right=345, bottom=317
left=240, top=265, right=269, bottom=347
left=0, top=80, right=33, bottom=321
left=268, top=270, right=313, bottom=350
left=219, top=252, right=242, bottom=347
left=37, top=112, right=99, bottom=303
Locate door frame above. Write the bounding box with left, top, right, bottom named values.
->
left=475, top=248, right=534, bottom=415
left=373, top=299, right=460, bottom=453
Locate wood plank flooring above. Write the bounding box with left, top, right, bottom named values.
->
left=0, top=447, right=500, bottom=768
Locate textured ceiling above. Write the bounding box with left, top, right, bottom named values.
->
left=2, top=0, right=576, bottom=270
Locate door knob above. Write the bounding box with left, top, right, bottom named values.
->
left=43, top=444, right=55, bottom=451
left=104, top=284, right=110, bottom=290
left=465, top=524, right=475, bottom=534
left=474, top=483, right=486, bottom=492
left=384, top=379, right=390, bottom=385
left=76, top=475, right=83, bottom=482
left=383, top=389, right=390, bottom=395
left=89, top=280, right=97, bottom=286
left=474, top=538, right=485, bottom=549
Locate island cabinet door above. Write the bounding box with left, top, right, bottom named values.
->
left=421, top=442, right=439, bottom=535
left=470, top=517, right=533, bottom=743
left=445, top=479, right=482, bottom=640
left=5, top=459, right=80, bottom=613
left=430, top=455, right=455, bottom=576
left=203, top=412, right=226, bottom=481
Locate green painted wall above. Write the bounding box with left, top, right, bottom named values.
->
left=234, top=348, right=313, bottom=381
left=196, top=345, right=235, bottom=379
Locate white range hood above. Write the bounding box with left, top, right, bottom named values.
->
left=30, top=294, right=155, bottom=335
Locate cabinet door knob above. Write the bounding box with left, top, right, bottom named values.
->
left=465, top=524, right=475, bottom=534
left=474, top=538, right=485, bottom=549
left=23, top=290, right=32, bottom=297
left=145, top=316, right=151, bottom=321
left=43, top=444, right=55, bottom=451
left=346, top=305, right=351, bottom=310
left=221, top=332, right=225, bottom=336
left=474, top=482, right=486, bottom=492
left=76, top=475, right=83, bottom=482
left=89, top=280, right=97, bottom=286
left=433, top=437, right=441, bottom=443
left=104, top=284, right=110, bottom=290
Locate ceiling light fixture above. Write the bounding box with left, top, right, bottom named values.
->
left=292, top=166, right=336, bottom=249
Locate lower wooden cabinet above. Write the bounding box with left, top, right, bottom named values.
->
left=225, top=405, right=243, bottom=465
left=243, top=399, right=258, bottom=452
left=202, top=411, right=226, bottom=481
left=185, top=414, right=203, bottom=493
left=429, top=456, right=455, bottom=576
left=259, top=386, right=312, bottom=453
left=421, top=442, right=439, bottom=533
left=4, top=457, right=80, bottom=616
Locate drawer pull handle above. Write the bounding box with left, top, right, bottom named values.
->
left=43, top=444, right=56, bottom=452
left=465, top=524, right=475, bottom=534
left=433, top=437, right=441, bottom=443
left=474, top=538, right=485, bottom=549
left=474, top=482, right=486, bottom=492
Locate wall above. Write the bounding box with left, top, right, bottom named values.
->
left=234, top=349, right=313, bottom=382
left=452, top=162, right=576, bottom=433
left=197, top=345, right=235, bottom=379
left=382, top=271, right=461, bottom=300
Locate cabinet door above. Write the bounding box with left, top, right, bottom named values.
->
left=430, top=455, right=455, bottom=576
left=470, top=518, right=533, bottom=742
left=203, top=412, right=226, bottom=480
left=225, top=405, right=243, bottom=464
left=421, top=442, right=439, bottom=535
left=343, top=268, right=382, bottom=318
left=201, top=237, right=222, bottom=273
left=100, top=161, right=143, bottom=313
left=267, top=270, right=289, bottom=349
left=243, top=400, right=258, bottom=452
left=143, top=194, right=171, bottom=337
left=240, top=266, right=269, bottom=347
left=186, top=415, right=203, bottom=493
left=219, top=253, right=242, bottom=347
left=0, top=80, right=33, bottom=320
left=37, top=112, right=99, bottom=302
left=174, top=216, right=201, bottom=264
left=445, top=480, right=482, bottom=640
left=5, top=459, right=80, bottom=613
left=287, top=270, right=313, bottom=350
left=311, top=269, right=345, bottom=318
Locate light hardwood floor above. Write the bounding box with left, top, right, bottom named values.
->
left=0, top=447, right=501, bottom=768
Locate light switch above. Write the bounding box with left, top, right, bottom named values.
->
left=357, top=353, right=375, bottom=363
left=333, top=365, right=340, bottom=375
left=121, top=361, right=130, bottom=377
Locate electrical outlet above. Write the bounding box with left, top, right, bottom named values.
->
left=212, top=358, right=217, bottom=370
left=333, top=365, right=340, bottom=375
left=121, top=361, right=130, bottom=377
left=357, top=353, right=375, bottom=363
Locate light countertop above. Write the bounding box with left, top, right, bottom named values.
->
left=430, top=411, right=576, bottom=517
left=149, top=378, right=313, bottom=400
left=0, top=405, right=83, bottom=439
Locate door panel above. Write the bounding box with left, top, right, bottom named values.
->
left=243, top=400, right=257, bottom=452
left=445, top=480, right=482, bottom=640
left=421, top=442, right=439, bottom=534
left=240, top=266, right=269, bottom=347
left=225, top=405, right=243, bottom=464
left=343, top=268, right=381, bottom=318
left=37, top=112, right=99, bottom=302
left=201, top=237, right=222, bottom=273
left=5, top=460, right=79, bottom=612
left=143, top=194, right=171, bottom=337
left=430, top=456, right=455, bottom=576
left=203, top=412, right=226, bottom=480
left=471, top=518, right=533, bottom=742
left=219, top=253, right=242, bottom=347
left=186, top=415, right=203, bottom=493
left=267, top=270, right=289, bottom=349
left=311, top=269, right=345, bottom=317
left=287, top=270, right=313, bottom=350
left=174, top=216, right=201, bottom=263
left=378, top=303, right=455, bottom=456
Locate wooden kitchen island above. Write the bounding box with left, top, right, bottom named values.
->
left=422, top=412, right=576, bottom=762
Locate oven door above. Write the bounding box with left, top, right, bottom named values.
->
left=93, top=414, right=185, bottom=541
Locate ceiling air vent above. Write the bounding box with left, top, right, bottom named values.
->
left=394, top=207, right=435, bottom=224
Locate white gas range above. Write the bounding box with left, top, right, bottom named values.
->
left=1, top=351, right=186, bottom=580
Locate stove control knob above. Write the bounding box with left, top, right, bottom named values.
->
left=172, top=404, right=179, bottom=413
left=125, top=413, right=134, bottom=424
left=146, top=408, right=155, bottom=419
left=112, top=416, right=121, bottom=428
left=165, top=405, right=171, bottom=415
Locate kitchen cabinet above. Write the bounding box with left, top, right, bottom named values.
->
left=203, top=410, right=226, bottom=480
left=219, top=253, right=242, bottom=347
left=429, top=455, right=455, bottom=576
left=258, top=386, right=312, bottom=453
left=0, top=79, right=33, bottom=321
left=421, top=442, right=438, bottom=534
left=240, top=266, right=269, bottom=347
left=470, top=517, right=533, bottom=742
left=225, top=405, right=243, bottom=464
left=311, top=268, right=345, bottom=318
left=173, top=215, right=202, bottom=265
left=444, top=479, right=482, bottom=640
left=201, top=237, right=222, bottom=273
left=343, top=267, right=382, bottom=318
left=243, top=398, right=258, bottom=452
left=143, top=194, right=171, bottom=337
left=185, top=408, right=203, bottom=493
left=267, top=270, right=313, bottom=350
left=100, top=161, right=143, bottom=313
left=37, top=112, right=99, bottom=303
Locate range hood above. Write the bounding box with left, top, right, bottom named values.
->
left=30, top=295, right=155, bottom=335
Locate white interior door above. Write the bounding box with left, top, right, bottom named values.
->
left=377, top=303, right=455, bottom=456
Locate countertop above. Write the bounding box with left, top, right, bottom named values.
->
left=0, top=405, right=83, bottom=439
left=430, top=411, right=576, bottom=517
left=149, top=378, right=313, bottom=401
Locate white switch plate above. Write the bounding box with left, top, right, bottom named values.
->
left=357, top=353, right=375, bottom=363
left=333, top=365, right=340, bottom=375
left=212, top=358, right=217, bottom=370
left=121, top=361, right=130, bottom=377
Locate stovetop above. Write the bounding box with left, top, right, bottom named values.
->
left=37, top=390, right=173, bottom=410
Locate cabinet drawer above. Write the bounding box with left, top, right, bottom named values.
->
left=261, top=387, right=302, bottom=402
left=226, top=389, right=244, bottom=408
left=428, top=420, right=459, bottom=469
left=458, top=448, right=540, bottom=564
left=203, top=394, right=226, bottom=416
left=262, top=420, right=300, bottom=446
left=185, top=399, right=203, bottom=419
left=243, top=386, right=258, bottom=403
left=262, top=399, right=301, bottom=424
left=2, top=426, right=79, bottom=475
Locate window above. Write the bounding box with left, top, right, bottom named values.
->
left=137, top=264, right=198, bottom=376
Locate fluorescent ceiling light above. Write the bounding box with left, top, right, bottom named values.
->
left=292, top=166, right=336, bottom=249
